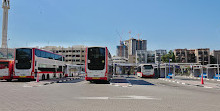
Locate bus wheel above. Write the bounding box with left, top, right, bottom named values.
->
left=6, top=79, right=12, bottom=82
left=47, top=74, right=50, bottom=80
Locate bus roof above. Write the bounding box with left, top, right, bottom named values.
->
left=87, top=46, right=106, bottom=48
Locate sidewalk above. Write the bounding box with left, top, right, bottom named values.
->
left=159, top=76, right=220, bottom=89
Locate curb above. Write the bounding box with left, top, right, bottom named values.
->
left=158, top=78, right=213, bottom=89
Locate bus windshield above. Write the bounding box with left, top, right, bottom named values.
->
left=0, top=62, right=9, bottom=69
left=143, top=65, right=153, bottom=70
left=16, top=48, right=32, bottom=69
left=88, top=47, right=105, bottom=70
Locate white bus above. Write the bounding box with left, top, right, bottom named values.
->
left=137, top=64, right=154, bottom=78
left=85, top=46, right=113, bottom=82
left=14, top=48, right=65, bottom=81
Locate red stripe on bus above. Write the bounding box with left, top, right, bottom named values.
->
left=32, top=48, right=35, bottom=76
left=105, top=47, right=108, bottom=77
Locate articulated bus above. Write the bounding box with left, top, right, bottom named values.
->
left=0, top=60, right=14, bottom=81
left=14, top=48, right=65, bottom=81
left=137, top=64, right=155, bottom=78
left=85, top=46, right=113, bottom=82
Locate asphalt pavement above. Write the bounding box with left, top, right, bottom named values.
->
left=0, top=75, right=220, bottom=111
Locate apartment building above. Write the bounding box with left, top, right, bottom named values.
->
left=211, top=50, right=220, bottom=64
left=147, top=50, right=155, bottom=63
left=124, top=38, right=147, bottom=56
left=116, top=43, right=128, bottom=58
left=41, top=45, right=86, bottom=65
left=155, top=49, right=167, bottom=63
left=136, top=50, right=148, bottom=64
left=174, top=49, right=187, bottom=63
left=187, top=49, right=196, bottom=63
left=195, top=48, right=210, bottom=65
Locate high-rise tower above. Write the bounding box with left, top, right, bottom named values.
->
left=1, top=0, right=10, bottom=48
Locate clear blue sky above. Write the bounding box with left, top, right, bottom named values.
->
left=0, top=0, right=220, bottom=55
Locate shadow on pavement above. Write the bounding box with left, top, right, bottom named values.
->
left=110, top=79, right=129, bottom=83
left=125, top=76, right=136, bottom=79
left=58, top=79, right=84, bottom=84
left=89, top=80, right=110, bottom=84
left=129, top=80, right=154, bottom=85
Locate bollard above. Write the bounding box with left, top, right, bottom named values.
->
left=36, top=73, right=39, bottom=82
left=201, top=74, right=204, bottom=84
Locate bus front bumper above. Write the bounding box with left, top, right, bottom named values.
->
left=85, top=77, right=108, bottom=81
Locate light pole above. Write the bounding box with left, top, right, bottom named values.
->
left=217, top=54, right=219, bottom=79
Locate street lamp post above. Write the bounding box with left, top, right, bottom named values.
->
left=217, top=54, right=219, bottom=79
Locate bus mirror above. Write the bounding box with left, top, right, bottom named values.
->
left=15, top=60, right=18, bottom=63
left=88, top=60, right=90, bottom=63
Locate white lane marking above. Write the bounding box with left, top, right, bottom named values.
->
left=76, top=97, right=109, bottom=100
left=75, top=96, right=161, bottom=100
left=23, top=85, right=33, bottom=88
left=204, top=86, right=213, bottom=88
left=111, top=96, right=161, bottom=100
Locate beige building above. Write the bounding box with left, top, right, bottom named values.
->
left=174, top=49, right=187, bottom=63
left=212, top=50, right=220, bottom=64
left=186, top=49, right=196, bottom=63
left=174, top=48, right=209, bottom=64
left=124, top=38, right=147, bottom=56
left=128, top=55, right=136, bottom=64
left=41, top=45, right=86, bottom=65
left=195, top=48, right=210, bottom=65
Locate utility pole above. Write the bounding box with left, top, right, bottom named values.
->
left=217, top=54, right=219, bottom=78
left=157, top=53, right=161, bottom=78
left=2, top=0, right=10, bottom=48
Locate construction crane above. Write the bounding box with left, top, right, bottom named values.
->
left=1, top=0, right=10, bottom=48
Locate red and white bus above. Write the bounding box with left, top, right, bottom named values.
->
left=137, top=64, right=155, bottom=78
left=0, top=60, right=14, bottom=81
left=85, top=46, right=113, bottom=82
left=14, top=48, right=65, bottom=81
